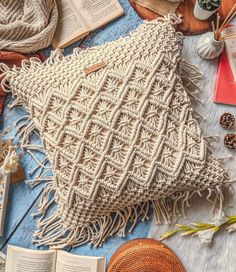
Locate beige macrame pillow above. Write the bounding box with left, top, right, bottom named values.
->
left=1, top=14, right=229, bottom=249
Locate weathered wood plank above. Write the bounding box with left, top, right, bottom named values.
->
left=0, top=193, right=43, bottom=253
left=0, top=99, right=46, bottom=248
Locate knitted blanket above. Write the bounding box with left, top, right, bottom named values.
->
left=1, top=14, right=229, bottom=249
left=0, top=0, right=58, bottom=53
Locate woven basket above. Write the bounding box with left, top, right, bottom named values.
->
left=107, top=238, right=185, bottom=272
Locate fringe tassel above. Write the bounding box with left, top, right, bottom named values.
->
left=31, top=182, right=231, bottom=249
left=10, top=113, right=52, bottom=188
left=8, top=96, right=23, bottom=109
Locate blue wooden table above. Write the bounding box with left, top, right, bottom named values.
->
left=0, top=0, right=151, bottom=262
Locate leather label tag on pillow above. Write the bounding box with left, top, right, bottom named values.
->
left=84, top=61, right=107, bottom=75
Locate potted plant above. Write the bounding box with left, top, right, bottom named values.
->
left=194, top=0, right=221, bottom=20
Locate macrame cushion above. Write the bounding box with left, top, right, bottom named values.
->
left=1, top=15, right=229, bottom=248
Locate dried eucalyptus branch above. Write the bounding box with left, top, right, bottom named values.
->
left=160, top=216, right=236, bottom=244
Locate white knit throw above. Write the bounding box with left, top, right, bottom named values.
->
left=0, top=0, right=58, bottom=53
left=0, top=14, right=229, bottom=249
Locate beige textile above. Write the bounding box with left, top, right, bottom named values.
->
left=131, top=0, right=180, bottom=16
left=0, top=0, right=58, bottom=53
left=0, top=14, right=229, bottom=249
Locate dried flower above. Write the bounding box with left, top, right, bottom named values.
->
left=226, top=222, right=236, bottom=233
left=194, top=228, right=218, bottom=244
left=160, top=215, right=236, bottom=244
left=225, top=216, right=236, bottom=233
left=211, top=209, right=228, bottom=225
left=1, top=150, right=19, bottom=175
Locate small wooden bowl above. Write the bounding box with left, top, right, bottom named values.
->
left=107, top=238, right=185, bottom=272
left=130, top=0, right=236, bottom=35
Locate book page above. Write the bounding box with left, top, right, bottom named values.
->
left=56, top=251, right=106, bottom=272
left=52, top=0, right=90, bottom=48
left=5, top=246, right=56, bottom=272
left=76, top=0, right=124, bottom=31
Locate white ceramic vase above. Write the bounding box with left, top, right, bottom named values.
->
left=197, top=32, right=224, bottom=60
left=194, top=0, right=218, bottom=20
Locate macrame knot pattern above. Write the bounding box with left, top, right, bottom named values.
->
left=0, top=14, right=229, bottom=249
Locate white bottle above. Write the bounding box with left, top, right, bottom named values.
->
left=197, top=32, right=224, bottom=60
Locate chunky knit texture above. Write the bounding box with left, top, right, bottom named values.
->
left=0, top=0, right=58, bottom=53
left=1, top=15, right=229, bottom=249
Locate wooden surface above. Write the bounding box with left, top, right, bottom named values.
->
left=0, top=1, right=236, bottom=271
left=130, top=0, right=236, bottom=35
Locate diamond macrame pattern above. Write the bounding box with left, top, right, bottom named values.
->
left=4, top=16, right=228, bottom=248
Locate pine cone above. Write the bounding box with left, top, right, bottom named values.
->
left=224, top=134, right=236, bottom=150
left=220, top=113, right=235, bottom=129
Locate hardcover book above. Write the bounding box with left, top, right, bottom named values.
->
left=214, top=50, right=236, bottom=105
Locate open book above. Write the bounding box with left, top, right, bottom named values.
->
left=5, top=245, right=106, bottom=272
left=52, top=0, right=124, bottom=49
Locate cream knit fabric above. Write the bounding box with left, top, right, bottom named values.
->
left=0, top=0, right=58, bottom=53
left=1, top=15, right=229, bottom=249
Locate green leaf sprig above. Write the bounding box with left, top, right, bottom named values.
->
left=160, top=216, right=236, bottom=243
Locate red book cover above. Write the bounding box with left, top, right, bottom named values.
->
left=214, top=50, right=236, bottom=105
